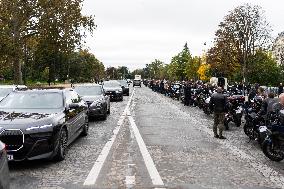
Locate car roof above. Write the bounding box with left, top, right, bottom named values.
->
left=0, top=85, right=27, bottom=89
left=12, top=88, right=68, bottom=94
left=104, top=80, right=120, bottom=83
left=74, top=83, right=101, bottom=87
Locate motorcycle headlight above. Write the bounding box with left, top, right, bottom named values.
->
left=26, top=124, right=53, bottom=131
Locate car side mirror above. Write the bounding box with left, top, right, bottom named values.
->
left=69, top=103, right=79, bottom=109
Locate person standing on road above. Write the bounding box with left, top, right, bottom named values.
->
left=278, top=83, right=283, bottom=97
left=209, top=87, right=227, bottom=139
left=184, top=82, right=192, bottom=106
left=259, top=92, right=279, bottom=122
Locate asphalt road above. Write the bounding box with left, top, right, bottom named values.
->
left=8, top=86, right=284, bottom=189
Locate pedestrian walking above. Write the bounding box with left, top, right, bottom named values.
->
left=209, top=87, right=227, bottom=139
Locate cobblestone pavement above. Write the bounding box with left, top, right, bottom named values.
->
left=8, top=86, right=284, bottom=189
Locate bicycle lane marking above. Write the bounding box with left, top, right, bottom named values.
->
left=83, top=89, right=135, bottom=186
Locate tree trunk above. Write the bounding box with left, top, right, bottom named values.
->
left=12, top=18, right=23, bottom=84
left=13, top=57, right=23, bottom=84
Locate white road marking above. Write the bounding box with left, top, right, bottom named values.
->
left=83, top=89, right=135, bottom=186
left=125, top=175, right=136, bottom=186
left=128, top=115, right=164, bottom=186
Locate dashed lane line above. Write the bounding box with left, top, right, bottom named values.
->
left=83, top=89, right=135, bottom=186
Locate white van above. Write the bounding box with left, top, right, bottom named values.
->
left=210, top=77, right=228, bottom=90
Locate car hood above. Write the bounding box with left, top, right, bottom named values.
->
left=0, top=110, right=62, bottom=130
left=81, top=95, right=102, bottom=103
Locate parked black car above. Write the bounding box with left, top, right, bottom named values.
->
left=0, top=89, right=89, bottom=162
left=74, top=84, right=110, bottom=120
left=103, top=80, right=123, bottom=101
left=117, top=80, right=130, bottom=96
left=0, top=140, right=9, bottom=189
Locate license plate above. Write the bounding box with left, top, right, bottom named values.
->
left=7, top=154, right=14, bottom=161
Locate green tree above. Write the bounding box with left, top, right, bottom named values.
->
left=117, top=66, right=130, bottom=79
left=106, top=67, right=118, bottom=80
left=210, top=3, right=272, bottom=82
left=68, top=50, right=104, bottom=83
left=185, top=56, right=201, bottom=81
left=0, top=0, right=96, bottom=84
left=168, top=43, right=192, bottom=81
left=247, top=50, right=282, bottom=86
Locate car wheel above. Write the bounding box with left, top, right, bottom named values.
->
left=81, top=118, right=89, bottom=136
left=107, top=105, right=110, bottom=114
left=102, top=111, right=107, bottom=120
left=54, top=128, right=68, bottom=161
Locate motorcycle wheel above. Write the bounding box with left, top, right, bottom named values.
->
left=262, top=140, right=284, bottom=162
left=235, top=119, right=241, bottom=127
left=243, top=123, right=253, bottom=138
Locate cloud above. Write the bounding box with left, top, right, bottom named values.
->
left=82, top=0, right=284, bottom=70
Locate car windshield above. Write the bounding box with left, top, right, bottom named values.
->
left=117, top=80, right=128, bottom=86
left=104, top=81, right=120, bottom=88
left=74, top=86, right=102, bottom=96
left=0, top=92, right=63, bottom=109
left=0, top=88, right=13, bottom=97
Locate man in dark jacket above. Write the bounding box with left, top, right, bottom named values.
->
left=209, top=87, right=227, bottom=139
left=259, top=92, right=279, bottom=121
left=184, top=82, right=192, bottom=106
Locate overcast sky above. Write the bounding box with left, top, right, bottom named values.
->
left=82, top=0, right=284, bottom=71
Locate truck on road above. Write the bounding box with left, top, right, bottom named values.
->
left=133, top=75, right=142, bottom=87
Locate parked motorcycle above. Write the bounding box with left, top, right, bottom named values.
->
left=224, top=95, right=245, bottom=130
left=170, top=83, right=181, bottom=100
left=261, top=110, right=284, bottom=161
left=203, top=95, right=212, bottom=115
left=243, top=106, right=266, bottom=143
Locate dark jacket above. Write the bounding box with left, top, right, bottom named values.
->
left=259, top=97, right=279, bottom=117
left=209, top=92, right=228, bottom=113
left=184, top=85, right=191, bottom=98
left=278, top=85, right=283, bottom=95
left=273, top=103, right=284, bottom=125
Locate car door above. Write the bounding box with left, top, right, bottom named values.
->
left=69, top=90, right=87, bottom=134
left=65, top=90, right=78, bottom=138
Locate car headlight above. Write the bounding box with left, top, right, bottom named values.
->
left=26, top=124, right=53, bottom=131
left=91, top=100, right=102, bottom=107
